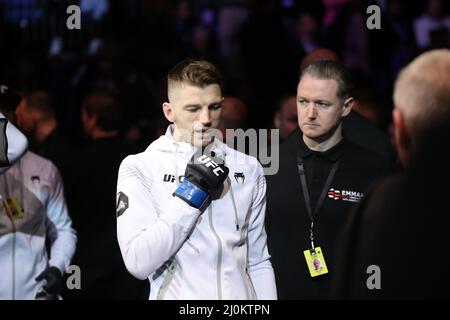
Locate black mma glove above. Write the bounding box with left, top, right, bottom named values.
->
left=35, top=266, right=63, bottom=295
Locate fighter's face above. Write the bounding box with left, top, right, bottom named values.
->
left=163, top=83, right=223, bottom=147
left=297, top=75, right=351, bottom=144
left=15, top=99, right=34, bottom=134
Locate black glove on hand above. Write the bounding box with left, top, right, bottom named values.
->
left=174, top=152, right=229, bottom=209
left=35, top=266, right=63, bottom=295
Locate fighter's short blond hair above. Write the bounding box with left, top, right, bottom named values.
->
left=394, top=49, right=450, bottom=136
left=167, top=59, right=223, bottom=102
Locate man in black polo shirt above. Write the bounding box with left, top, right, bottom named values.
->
left=266, top=60, right=393, bottom=299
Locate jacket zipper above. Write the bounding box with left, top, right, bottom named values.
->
left=1, top=161, right=24, bottom=300
left=7, top=213, right=17, bottom=300
left=12, top=228, right=16, bottom=300
left=208, top=204, right=223, bottom=300
left=157, top=259, right=177, bottom=300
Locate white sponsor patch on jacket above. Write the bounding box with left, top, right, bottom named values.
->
left=327, top=188, right=364, bottom=203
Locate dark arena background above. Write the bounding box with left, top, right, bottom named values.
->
left=1, top=0, right=450, bottom=309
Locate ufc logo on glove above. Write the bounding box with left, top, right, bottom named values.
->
left=196, top=155, right=225, bottom=177
left=173, top=152, right=229, bottom=210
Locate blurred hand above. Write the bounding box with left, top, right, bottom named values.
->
left=35, top=266, right=63, bottom=295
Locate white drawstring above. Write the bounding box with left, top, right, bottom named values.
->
left=221, top=150, right=240, bottom=231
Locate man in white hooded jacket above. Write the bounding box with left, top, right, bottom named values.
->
left=116, top=59, right=277, bottom=300
left=0, top=95, right=76, bottom=300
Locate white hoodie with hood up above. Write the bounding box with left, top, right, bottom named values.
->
left=0, top=111, right=28, bottom=174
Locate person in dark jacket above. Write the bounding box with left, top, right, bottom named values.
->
left=266, top=60, right=393, bottom=299
left=332, top=49, right=450, bottom=299
left=14, top=91, right=73, bottom=185
left=66, top=90, right=148, bottom=299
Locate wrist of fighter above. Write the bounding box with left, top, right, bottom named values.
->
left=173, top=179, right=210, bottom=209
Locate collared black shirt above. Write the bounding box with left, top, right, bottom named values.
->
left=298, top=137, right=345, bottom=211
left=266, top=128, right=394, bottom=299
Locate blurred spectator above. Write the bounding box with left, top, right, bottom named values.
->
left=338, top=0, right=370, bottom=72
left=351, top=87, right=386, bottom=128
left=67, top=90, right=148, bottom=299
left=219, top=95, right=253, bottom=154
left=295, top=11, right=320, bottom=55
left=322, top=0, right=351, bottom=27
left=238, top=0, right=300, bottom=128
left=173, top=0, right=197, bottom=48
left=15, top=91, right=73, bottom=183
left=217, top=0, right=252, bottom=78
left=0, top=0, right=433, bottom=174
left=80, top=0, right=109, bottom=22
left=186, top=24, right=218, bottom=62
left=218, top=96, right=248, bottom=137
left=217, top=1, right=252, bottom=59
left=384, top=0, right=417, bottom=77
left=332, top=49, right=450, bottom=299
left=327, top=0, right=394, bottom=83
left=273, top=95, right=297, bottom=142
left=414, top=0, right=450, bottom=50
left=0, top=0, right=43, bottom=25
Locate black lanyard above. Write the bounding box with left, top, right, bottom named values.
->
left=297, top=152, right=340, bottom=249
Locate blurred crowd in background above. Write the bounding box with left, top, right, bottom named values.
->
left=1, top=0, right=449, bottom=143
left=1, top=0, right=449, bottom=299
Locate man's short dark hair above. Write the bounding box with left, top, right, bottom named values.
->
left=300, top=60, right=354, bottom=102
left=82, top=90, right=122, bottom=131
